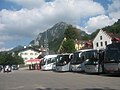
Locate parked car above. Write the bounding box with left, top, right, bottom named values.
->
left=11, top=65, right=19, bottom=70
left=0, top=65, right=3, bottom=72
left=3, top=65, right=12, bottom=73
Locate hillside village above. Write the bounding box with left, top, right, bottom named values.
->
left=6, top=19, right=120, bottom=64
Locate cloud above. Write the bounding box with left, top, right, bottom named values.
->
left=85, top=15, right=116, bottom=33
left=0, top=47, right=13, bottom=52
left=0, top=23, right=5, bottom=30
left=83, top=0, right=120, bottom=34
left=6, top=0, right=46, bottom=9
left=108, top=0, right=120, bottom=19
left=0, top=0, right=105, bottom=50
left=0, top=42, right=4, bottom=46
left=0, top=35, right=13, bottom=41
left=0, top=34, right=20, bottom=48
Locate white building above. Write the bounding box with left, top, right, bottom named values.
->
left=93, top=30, right=112, bottom=49
left=18, top=47, right=41, bottom=65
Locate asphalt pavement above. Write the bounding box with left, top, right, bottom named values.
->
left=0, top=68, right=120, bottom=90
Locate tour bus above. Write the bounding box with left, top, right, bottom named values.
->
left=41, top=55, right=57, bottom=71
left=83, top=49, right=104, bottom=73
left=70, top=49, right=92, bottom=72
left=103, top=43, right=120, bottom=74
left=55, top=53, right=73, bottom=72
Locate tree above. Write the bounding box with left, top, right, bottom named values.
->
left=64, top=25, right=80, bottom=40
left=0, top=52, right=6, bottom=64
left=13, top=53, right=24, bottom=64
left=81, top=35, right=90, bottom=40
left=0, top=52, right=24, bottom=65
left=59, top=25, right=80, bottom=53
left=61, top=39, right=76, bottom=53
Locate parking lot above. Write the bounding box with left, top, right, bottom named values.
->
left=0, top=68, right=120, bottom=90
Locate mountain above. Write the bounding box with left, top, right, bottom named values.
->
left=29, top=22, right=88, bottom=53
left=8, top=45, right=24, bottom=53
left=91, top=19, right=120, bottom=39
left=30, top=22, right=69, bottom=51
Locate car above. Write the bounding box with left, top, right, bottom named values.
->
left=3, top=65, right=12, bottom=73
left=0, top=65, right=3, bottom=72
left=11, top=65, right=19, bottom=70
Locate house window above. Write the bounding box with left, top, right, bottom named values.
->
left=24, top=53, right=28, bottom=55
left=24, top=58, right=28, bottom=60
left=96, top=42, right=99, bottom=47
left=101, top=42, right=103, bottom=46
left=100, top=36, right=102, bottom=40
left=35, top=53, right=38, bottom=55
left=30, top=53, right=33, bottom=55
left=105, top=41, right=107, bottom=46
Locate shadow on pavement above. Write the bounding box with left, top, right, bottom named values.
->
left=70, top=71, right=120, bottom=77
left=100, top=74, right=120, bottom=77
left=82, top=87, right=116, bottom=90
left=35, top=87, right=116, bottom=90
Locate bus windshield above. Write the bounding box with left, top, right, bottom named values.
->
left=105, top=43, right=120, bottom=62
left=84, top=50, right=98, bottom=65
left=71, top=52, right=82, bottom=64
left=56, top=55, right=70, bottom=66
left=85, top=50, right=97, bottom=60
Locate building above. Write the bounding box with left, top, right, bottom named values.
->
left=18, top=47, right=42, bottom=65
left=74, top=39, right=85, bottom=50
left=58, top=38, right=85, bottom=52
left=93, top=29, right=120, bottom=49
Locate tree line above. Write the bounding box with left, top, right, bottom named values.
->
left=0, top=52, right=24, bottom=65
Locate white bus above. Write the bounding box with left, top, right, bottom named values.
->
left=55, top=53, right=73, bottom=72
left=70, top=49, right=92, bottom=72
left=83, top=49, right=104, bottom=73
left=41, top=55, right=57, bottom=71
left=103, top=43, right=120, bottom=74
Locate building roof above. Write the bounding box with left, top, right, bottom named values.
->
left=80, top=40, right=93, bottom=50
left=18, top=47, right=41, bottom=53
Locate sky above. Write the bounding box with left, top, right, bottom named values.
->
left=0, top=0, right=120, bottom=51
